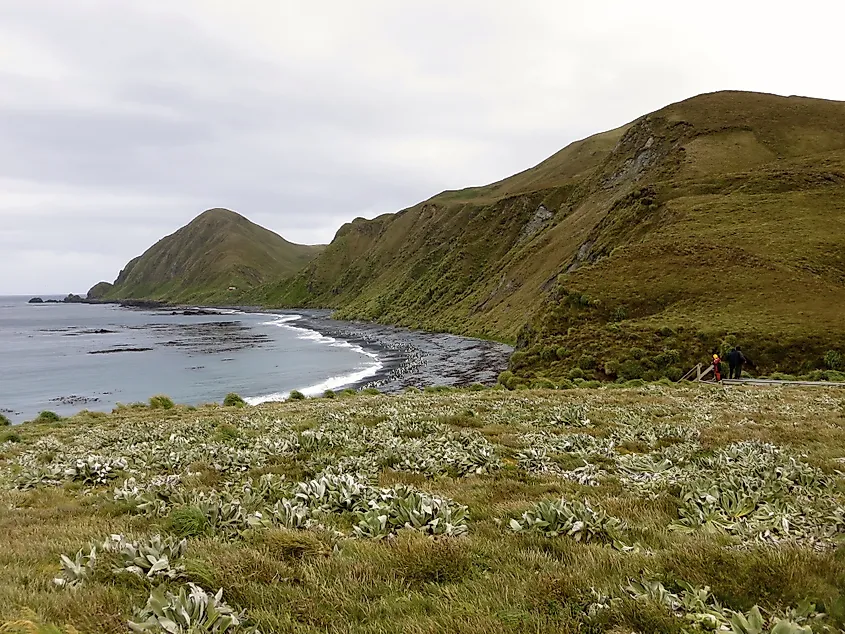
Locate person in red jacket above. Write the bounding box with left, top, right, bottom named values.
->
left=712, top=349, right=723, bottom=382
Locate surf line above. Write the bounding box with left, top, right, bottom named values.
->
left=245, top=314, right=383, bottom=405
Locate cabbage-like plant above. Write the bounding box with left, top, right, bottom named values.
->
left=103, top=534, right=187, bottom=580
left=547, top=404, right=591, bottom=427
left=266, top=499, right=311, bottom=529
left=516, top=448, right=560, bottom=474
left=509, top=498, right=627, bottom=547
left=354, top=486, right=469, bottom=538
left=294, top=474, right=369, bottom=512
left=53, top=546, right=97, bottom=587
left=128, top=583, right=248, bottom=633
left=64, top=455, right=128, bottom=485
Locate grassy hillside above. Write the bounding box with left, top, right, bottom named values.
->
left=2, top=385, right=844, bottom=632
left=252, top=91, right=845, bottom=380
left=93, top=208, right=323, bottom=304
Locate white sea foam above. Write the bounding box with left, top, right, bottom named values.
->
left=244, top=314, right=382, bottom=405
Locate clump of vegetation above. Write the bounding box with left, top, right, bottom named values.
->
left=824, top=349, right=843, bottom=371
left=1, top=431, right=21, bottom=443
left=361, top=388, right=381, bottom=395
left=149, top=395, right=175, bottom=410
left=510, top=498, right=627, bottom=547
left=287, top=390, right=306, bottom=401
left=223, top=393, right=246, bottom=408
left=323, top=389, right=336, bottom=399
left=0, top=413, right=10, bottom=427
left=36, top=410, right=62, bottom=423
left=167, top=506, right=210, bottom=538
left=128, top=584, right=248, bottom=633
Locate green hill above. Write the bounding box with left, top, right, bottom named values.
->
left=92, top=208, right=323, bottom=304
left=250, top=91, right=845, bottom=380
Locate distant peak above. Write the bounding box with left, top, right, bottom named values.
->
left=195, top=208, right=244, bottom=221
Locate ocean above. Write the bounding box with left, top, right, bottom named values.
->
left=0, top=295, right=382, bottom=423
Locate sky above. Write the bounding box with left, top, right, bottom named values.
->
left=1, top=1, right=843, bottom=294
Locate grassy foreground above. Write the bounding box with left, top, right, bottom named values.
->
left=1, top=385, right=844, bottom=633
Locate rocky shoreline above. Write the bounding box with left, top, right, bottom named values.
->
left=282, top=310, right=513, bottom=393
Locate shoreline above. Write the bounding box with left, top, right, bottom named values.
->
left=277, top=309, right=512, bottom=394
left=6, top=300, right=512, bottom=421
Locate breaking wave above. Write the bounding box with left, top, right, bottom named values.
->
left=244, top=314, right=382, bottom=405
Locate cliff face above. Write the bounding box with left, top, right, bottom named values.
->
left=252, top=91, right=845, bottom=378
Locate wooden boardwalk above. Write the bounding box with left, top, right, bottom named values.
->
left=721, top=378, right=845, bottom=388
left=681, top=363, right=845, bottom=388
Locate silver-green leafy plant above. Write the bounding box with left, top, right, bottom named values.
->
left=128, top=583, right=253, bottom=633
left=354, top=486, right=469, bottom=539
left=53, top=546, right=97, bottom=588
left=103, top=533, right=187, bottom=580
left=509, top=498, right=628, bottom=548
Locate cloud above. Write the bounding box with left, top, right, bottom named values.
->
left=0, top=0, right=843, bottom=293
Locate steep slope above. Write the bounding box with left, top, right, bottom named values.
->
left=253, top=91, right=845, bottom=379
left=93, top=208, right=323, bottom=303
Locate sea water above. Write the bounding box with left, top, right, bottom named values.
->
left=0, top=296, right=381, bottom=423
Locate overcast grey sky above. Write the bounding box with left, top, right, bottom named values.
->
left=1, top=0, right=843, bottom=294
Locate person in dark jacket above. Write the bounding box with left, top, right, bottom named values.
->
left=728, top=346, right=747, bottom=379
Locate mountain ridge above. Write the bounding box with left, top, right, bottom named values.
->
left=246, top=90, right=845, bottom=380
left=91, top=208, right=324, bottom=304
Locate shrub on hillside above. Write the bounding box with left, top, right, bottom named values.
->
left=611, top=306, right=628, bottom=322
left=624, top=379, right=647, bottom=388
left=824, top=350, right=843, bottom=371
left=223, top=393, right=246, bottom=408
left=506, top=375, right=527, bottom=390
left=323, top=389, right=336, bottom=399
left=467, top=383, right=486, bottom=391
left=557, top=379, right=575, bottom=390
left=603, top=360, right=620, bottom=377
left=657, top=325, right=675, bottom=337
left=628, top=347, right=646, bottom=360
left=556, top=346, right=569, bottom=360
left=578, top=380, right=601, bottom=389
left=578, top=355, right=597, bottom=370
left=567, top=367, right=586, bottom=380
left=149, top=395, right=175, bottom=410
left=36, top=410, right=62, bottom=423
left=540, top=346, right=558, bottom=362
left=361, top=388, right=381, bottom=395
left=0, top=413, right=10, bottom=427
left=531, top=378, right=556, bottom=390
left=643, top=370, right=662, bottom=382
left=654, top=349, right=681, bottom=368
left=770, top=372, right=797, bottom=381
left=509, top=351, right=528, bottom=369
left=497, top=371, right=514, bottom=387
left=665, top=367, right=683, bottom=382
left=618, top=360, right=645, bottom=380
left=288, top=390, right=306, bottom=401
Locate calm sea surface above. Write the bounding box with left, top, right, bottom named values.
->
left=0, top=296, right=381, bottom=423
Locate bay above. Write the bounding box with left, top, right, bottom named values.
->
left=0, top=296, right=381, bottom=423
